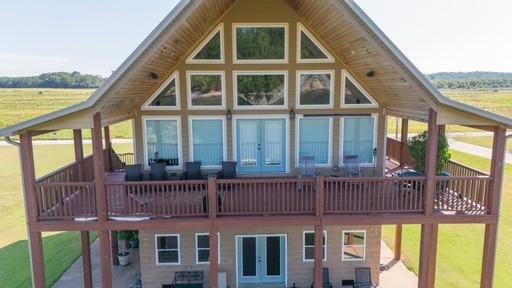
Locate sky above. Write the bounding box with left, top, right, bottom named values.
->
left=0, top=0, right=511, bottom=77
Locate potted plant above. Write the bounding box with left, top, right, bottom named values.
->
left=129, top=231, right=139, bottom=249
left=407, top=131, right=451, bottom=175
left=116, top=231, right=133, bottom=266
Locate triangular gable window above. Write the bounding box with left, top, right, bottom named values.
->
left=297, top=23, right=334, bottom=63
left=142, top=72, right=179, bottom=110
left=187, top=24, right=224, bottom=63
left=342, top=70, right=378, bottom=108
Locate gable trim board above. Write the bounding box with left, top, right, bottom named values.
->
left=1, top=0, right=511, bottom=137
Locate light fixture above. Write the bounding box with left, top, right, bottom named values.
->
left=289, top=108, right=296, bottom=119
left=150, top=72, right=159, bottom=80
left=366, top=70, right=375, bottom=78
left=226, top=109, right=232, bottom=120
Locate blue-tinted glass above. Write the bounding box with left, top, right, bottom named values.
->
left=192, top=119, right=223, bottom=166
left=299, top=118, right=330, bottom=164
left=146, top=120, right=179, bottom=166
left=343, top=117, right=375, bottom=164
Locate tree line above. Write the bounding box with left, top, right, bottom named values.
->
left=0, top=72, right=104, bottom=88
left=426, top=71, right=512, bottom=90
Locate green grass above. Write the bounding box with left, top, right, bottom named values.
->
left=383, top=150, right=512, bottom=287
left=453, top=135, right=512, bottom=152
left=0, top=143, right=132, bottom=287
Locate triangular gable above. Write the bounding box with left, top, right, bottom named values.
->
left=187, top=24, right=224, bottom=64
left=142, top=72, right=180, bottom=110
left=297, top=23, right=334, bottom=63
left=341, top=70, right=378, bottom=108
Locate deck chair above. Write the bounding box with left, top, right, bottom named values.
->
left=150, top=162, right=167, bottom=180
left=124, top=164, right=143, bottom=181
left=182, top=161, right=203, bottom=180
left=299, top=156, right=316, bottom=178
left=344, top=155, right=363, bottom=177
left=310, top=268, right=334, bottom=288
left=354, top=267, right=376, bottom=288
left=216, top=161, right=237, bottom=179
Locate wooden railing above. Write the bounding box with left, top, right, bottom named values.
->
left=217, top=178, right=316, bottom=216
left=435, top=176, right=491, bottom=213
left=34, top=182, right=96, bottom=219
left=105, top=180, right=208, bottom=218
left=324, top=177, right=425, bottom=214
left=386, top=137, right=412, bottom=165
left=444, top=160, right=489, bottom=177
left=110, top=152, right=135, bottom=171
left=37, top=155, right=95, bottom=183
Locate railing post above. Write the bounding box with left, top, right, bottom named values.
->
left=315, top=176, right=325, bottom=217
left=208, top=175, right=218, bottom=219
left=104, top=126, right=112, bottom=172
left=400, top=118, right=409, bottom=165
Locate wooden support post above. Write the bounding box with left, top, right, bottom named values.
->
left=99, top=230, right=112, bottom=288
left=28, top=231, right=45, bottom=288
left=315, top=176, right=325, bottom=217
left=111, top=231, right=119, bottom=266
left=104, top=126, right=112, bottom=172
left=209, top=223, right=218, bottom=288
left=208, top=176, right=218, bottom=219
left=394, top=118, right=409, bottom=261
left=424, top=109, right=439, bottom=215
left=313, top=225, right=323, bottom=288
left=480, top=127, right=506, bottom=288
left=438, top=125, right=446, bottom=137
left=394, top=225, right=402, bottom=261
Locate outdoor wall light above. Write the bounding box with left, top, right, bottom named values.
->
left=226, top=109, right=232, bottom=120
left=150, top=72, right=159, bottom=80
left=289, top=108, right=296, bottom=119
left=366, top=70, right=375, bottom=78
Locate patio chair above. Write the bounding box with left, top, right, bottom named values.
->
left=182, top=162, right=203, bottom=180
left=216, top=161, right=237, bottom=179
left=354, top=267, right=376, bottom=288
left=150, top=162, right=167, bottom=180
left=343, top=155, right=363, bottom=177
left=124, top=164, right=143, bottom=181
left=311, top=268, right=334, bottom=288
left=170, top=271, right=204, bottom=288
left=299, top=156, right=316, bottom=178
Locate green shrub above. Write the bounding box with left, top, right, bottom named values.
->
left=408, top=131, right=451, bottom=174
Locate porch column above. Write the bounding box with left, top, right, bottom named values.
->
left=313, top=225, right=323, bottom=288
left=395, top=118, right=409, bottom=260
left=20, top=133, right=45, bottom=288
left=73, top=129, right=93, bottom=288
left=418, top=109, right=439, bottom=288
left=480, top=127, right=506, bottom=288
left=209, top=223, right=218, bottom=288
left=92, top=113, right=112, bottom=288
left=104, top=126, right=112, bottom=172
left=111, top=231, right=119, bottom=266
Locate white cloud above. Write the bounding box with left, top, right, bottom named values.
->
left=0, top=53, right=73, bottom=76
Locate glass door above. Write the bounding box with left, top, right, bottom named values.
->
left=237, top=236, right=286, bottom=284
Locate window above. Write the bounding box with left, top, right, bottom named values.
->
left=187, top=24, right=224, bottom=64
left=297, top=23, right=334, bottom=63
left=297, top=117, right=331, bottom=166
left=296, top=71, right=334, bottom=108
left=143, top=117, right=181, bottom=169
left=303, top=231, right=327, bottom=262
left=341, top=70, right=378, bottom=108
left=234, top=71, right=287, bottom=109
left=189, top=117, right=226, bottom=167
left=234, top=24, right=288, bottom=63
left=142, top=72, right=179, bottom=110
left=187, top=71, right=225, bottom=109
left=342, top=231, right=366, bottom=261
left=196, top=233, right=221, bottom=264
left=341, top=115, right=376, bottom=166
left=155, top=234, right=180, bottom=265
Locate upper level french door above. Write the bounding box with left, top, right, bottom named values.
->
left=235, top=117, right=287, bottom=173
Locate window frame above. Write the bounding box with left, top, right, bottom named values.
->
left=341, top=69, right=379, bottom=108
left=195, top=233, right=221, bottom=264
left=233, top=70, right=289, bottom=110
left=302, top=230, right=327, bottom=262
left=155, top=234, right=181, bottom=266
left=188, top=116, right=227, bottom=169
left=295, top=115, right=333, bottom=168
left=296, top=23, right=335, bottom=64
left=296, top=70, right=335, bottom=109
left=142, top=116, right=183, bottom=170
left=339, top=114, right=378, bottom=168
left=232, top=23, right=289, bottom=64
left=142, top=71, right=180, bottom=110
left=186, top=24, right=225, bottom=64
left=187, top=71, right=226, bottom=110
left=341, top=230, right=366, bottom=262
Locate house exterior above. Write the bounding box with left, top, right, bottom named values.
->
left=1, top=0, right=511, bottom=287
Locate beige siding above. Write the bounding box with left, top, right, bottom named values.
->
left=140, top=225, right=381, bottom=288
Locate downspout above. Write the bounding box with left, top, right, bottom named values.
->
left=4, top=136, right=37, bottom=288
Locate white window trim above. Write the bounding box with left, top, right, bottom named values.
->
left=232, top=23, right=289, bottom=64
left=339, top=114, right=378, bottom=168
left=295, top=115, right=333, bottom=168
left=231, top=114, right=290, bottom=174
left=302, top=230, right=327, bottom=262
left=341, top=230, right=366, bottom=262
left=341, top=69, right=379, bottom=108
left=187, top=71, right=226, bottom=110
left=142, top=71, right=180, bottom=110
left=233, top=71, right=289, bottom=110
left=295, top=70, right=335, bottom=109
left=186, top=24, right=224, bottom=64
left=195, top=233, right=221, bottom=264
left=296, top=23, right=335, bottom=64
left=155, top=234, right=181, bottom=266
left=142, top=116, right=183, bottom=170
left=188, top=116, right=227, bottom=169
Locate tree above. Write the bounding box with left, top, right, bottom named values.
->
left=407, top=131, right=451, bottom=174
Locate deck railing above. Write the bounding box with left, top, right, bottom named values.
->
left=37, top=154, right=95, bottom=183
left=34, top=182, right=96, bottom=219
left=435, top=176, right=491, bottom=213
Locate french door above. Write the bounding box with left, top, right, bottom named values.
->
left=237, top=235, right=286, bottom=284
left=235, top=118, right=286, bottom=173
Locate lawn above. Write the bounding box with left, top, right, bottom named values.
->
left=453, top=135, right=512, bottom=152
left=382, top=150, right=512, bottom=287
left=0, top=143, right=132, bottom=287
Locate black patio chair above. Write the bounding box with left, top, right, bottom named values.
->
left=150, top=162, right=167, bottom=180
left=354, top=267, right=376, bottom=288
left=216, top=161, right=237, bottom=179
left=182, top=161, right=203, bottom=180
left=124, top=164, right=143, bottom=181
left=311, top=268, right=334, bottom=288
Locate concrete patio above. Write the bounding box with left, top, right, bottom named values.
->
left=379, top=240, right=418, bottom=288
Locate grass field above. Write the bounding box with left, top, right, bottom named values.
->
left=383, top=150, right=512, bottom=287
left=453, top=135, right=512, bottom=152
left=0, top=143, right=132, bottom=287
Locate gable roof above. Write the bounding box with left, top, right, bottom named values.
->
left=1, top=0, right=510, bottom=137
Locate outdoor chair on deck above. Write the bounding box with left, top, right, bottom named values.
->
left=124, top=164, right=143, bottom=181
left=343, top=155, right=363, bottom=178
left=150, top=162, right=167, bottom=180
left=216, top=161, right=237, bottom=179
left=354, top=267, right=376, bottom=288
left=311, top=268, right=334, bottom=288
left=182, top=162, right=203, bottom=180
left=169, top=271, right=204, bottom=288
